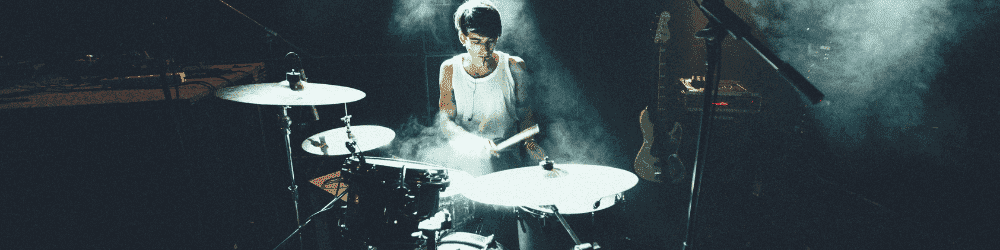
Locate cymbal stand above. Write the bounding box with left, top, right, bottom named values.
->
left=279, top=105, right=304, bottom=248
left=340, top=105, right=361, bottom=161
left=538, top=159, right=599, bottom=250
left=544, top=205, right=600, bottom=250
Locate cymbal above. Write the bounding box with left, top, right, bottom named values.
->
left=216, top=81, right=365, bottom=105
left=302, top=125, right=395, bottom=156
left=441, top=169, right=473, bottom=198
left=461, top=164, right=638, bottom=208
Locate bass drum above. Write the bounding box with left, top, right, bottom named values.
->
left=340, top=157, right=452, bottom=249
left=516, top=193, right=625, bottom=250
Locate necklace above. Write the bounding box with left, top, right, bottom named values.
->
left=469, top=81, right=477, bottom=121
left=466, top=54, right=495, bottom=78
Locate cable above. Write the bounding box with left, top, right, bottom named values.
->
left=271, top=186, right=350, bottom=250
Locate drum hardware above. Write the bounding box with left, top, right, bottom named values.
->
left=272, top=185, right=352, bottom=250
left=215, top=63, right=367, bottom=250
left=417, top=209, right=454, bottom=250
left=536, top=159, right=599, bottom=250
left=543, top=205, right=600, bottom=250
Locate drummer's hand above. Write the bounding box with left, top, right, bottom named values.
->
left=485, top=139, right=499, bottom=158
left=525, top=140, right=545, bottom=161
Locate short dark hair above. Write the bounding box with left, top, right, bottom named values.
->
left=454, top=0, right=502, bottom=39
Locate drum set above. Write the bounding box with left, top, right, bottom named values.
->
left=215, top=70, right=639, bottom=250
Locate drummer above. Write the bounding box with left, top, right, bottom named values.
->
left=435, top=0, right=546, bottom=247
left=437, top=0, right=546, bottom=175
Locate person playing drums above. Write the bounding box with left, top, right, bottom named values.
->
left=435, top=1, right=548, bottom=248
left=437, top=0, right=546, bottom=176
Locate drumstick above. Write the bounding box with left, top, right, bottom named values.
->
left=494, top=124, right=540, bottom=151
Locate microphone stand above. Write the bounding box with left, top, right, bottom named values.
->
left=216, top=0, right=311, bottom=57
left=681, top=1, right=825, bottom=249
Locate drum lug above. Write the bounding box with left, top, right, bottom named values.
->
left=541, top=213, right=547, bottom=228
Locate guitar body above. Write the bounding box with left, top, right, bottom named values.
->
left=635, top=107, right=686, bottom=183
left=634, top=107, right=661, bottom=182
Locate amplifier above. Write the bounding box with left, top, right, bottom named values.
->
left=680, top=77, right=761, bottom=114
left=100, top=72, right=186, bottom=89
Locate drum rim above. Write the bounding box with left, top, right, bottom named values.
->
left=359, top=156, right=449, bottom=170
left=518, top=193, right=623, bottom=215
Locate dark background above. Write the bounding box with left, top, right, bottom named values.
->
left=2, top=0, right=997, bottom=249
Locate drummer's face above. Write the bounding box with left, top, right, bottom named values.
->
left=460, top=32, right=496, bottom=59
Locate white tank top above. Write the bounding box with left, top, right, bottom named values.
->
left=449, top=51, right=518, bottom=141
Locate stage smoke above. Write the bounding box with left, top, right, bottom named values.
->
left=740, top=0, right=961, bottom=154
left=387, top=114, right=493, bottom=177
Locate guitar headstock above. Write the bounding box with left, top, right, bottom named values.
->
left=654, top=11, right=670, bottom=43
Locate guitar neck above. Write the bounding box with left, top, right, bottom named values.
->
left=655, top=45, right=680, bottom=127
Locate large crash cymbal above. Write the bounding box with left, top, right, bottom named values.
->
left=216, top=80, right=365, bottom=106
left=461, top=164, right=638, bottom=208
left=301, top=125, right=395, bottom=156
left=440, top=169, right=473, bottom=198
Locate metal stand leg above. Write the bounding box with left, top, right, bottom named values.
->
left=545, top=205, right=600, bottom=250
left=279, top=106, right=304, bottom=249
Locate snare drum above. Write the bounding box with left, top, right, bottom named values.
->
left=340, top=157, right=452, bottom=248
left=516, top=193, right=625, bottom=250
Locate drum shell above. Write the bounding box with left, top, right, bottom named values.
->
left=340, top=157, right=451, bottom=248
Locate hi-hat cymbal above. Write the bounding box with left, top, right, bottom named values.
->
left=461, top=164, right=638, bottom=208
left=301, top=125, right=395, bottom=156
left=216, top=81, right=365, bottom=106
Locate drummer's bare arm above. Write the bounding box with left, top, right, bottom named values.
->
left=510, top=56, right=546, bottom=161
left=438, top=59, right=495, bottom=152
left=439, top=61, right=458, bottom=121
left=438, top=61, right=465, bottom=138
